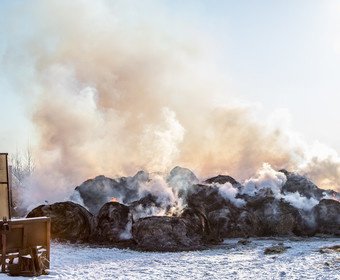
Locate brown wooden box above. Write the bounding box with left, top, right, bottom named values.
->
left=0, top=217, right=51, bottom=273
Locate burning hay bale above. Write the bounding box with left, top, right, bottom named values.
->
left=185, top=182, right=255, bottom=238
left=280, top=170, right=326, bottom=199
left=246, top=197, right=300, bottom=236
left=132, top=216, right=203, bottom=251
left=204, top=174, right=242, bottom=188
left=128, top=194, right=164, bottom=220
left=131, top=205, right=214, bottom=251
left=167, top=166, right=199, bottom=201
left=27, top=202, right=96, bottom=242
left=132, top=216, right=194, bottom=251
left=313, top=199, right=340, bottom=235
left=96, top=202, right=132, bottom=243
left=180, top=207, right=214, bottom=241
left=71, top=171, right=149, bottom=214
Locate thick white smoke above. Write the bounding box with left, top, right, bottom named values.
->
left=216, top=183, right=246, bottom=208
left=283, top=192, right=319, bottom=211
left=1, top=0, right=340, bottom=209
left=242, top=163, right=287, bottom=197
left=241, top=163, right=333, bottom=211
left=138, top=175, right=176, bottom=209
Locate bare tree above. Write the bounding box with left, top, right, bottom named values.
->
left=9, top=146, right=36, bottom=216
left=10, top=146, right=35, bottom=184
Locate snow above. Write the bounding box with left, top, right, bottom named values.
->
left=0, top=238, right=339, bottom=280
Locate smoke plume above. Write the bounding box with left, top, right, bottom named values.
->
left=2, top=0, right=340, bottom=206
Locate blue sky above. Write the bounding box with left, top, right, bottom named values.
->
left=1, top=0, right=340, bottom=154
left=165, top=0, right=340, bottom=149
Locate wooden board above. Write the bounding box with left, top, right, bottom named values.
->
left=0, top=154, right=8, bottom=183
left=0, top=154, right=9, bottom=219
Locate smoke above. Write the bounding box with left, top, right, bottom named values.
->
left=131, top=204, right=167, bottom=221
left=241, top=163, right=332, bottom=211
left=283, top=192, right=319, bottom=211
left=138, top=175, right=176, bottom=208
left=119, top=220, right=132, bottom=240
left=140, top=108, right=185, bottom=170
left=2, top=0, right=340, bottom=207
left=216, top=182, right=246, bottom=208
left=242, top=163, right=287, bottom=197
left=297, top=142, right=340, bottom=191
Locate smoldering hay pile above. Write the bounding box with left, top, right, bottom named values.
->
left=27, top=164, right=340, bottom=251
left=3, top=0, right=340, bottom=250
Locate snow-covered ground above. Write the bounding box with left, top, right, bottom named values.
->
left=1, top=238, right=339, bottom=280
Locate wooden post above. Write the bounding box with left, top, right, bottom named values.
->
left=46, top=219, right=51, bottom=269
left=0, top=153, right=10, bottom=219
left=1, top=232, right=6, bottom=272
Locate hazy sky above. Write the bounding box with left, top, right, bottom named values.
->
left=1, top=0, right=340, bottom=155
